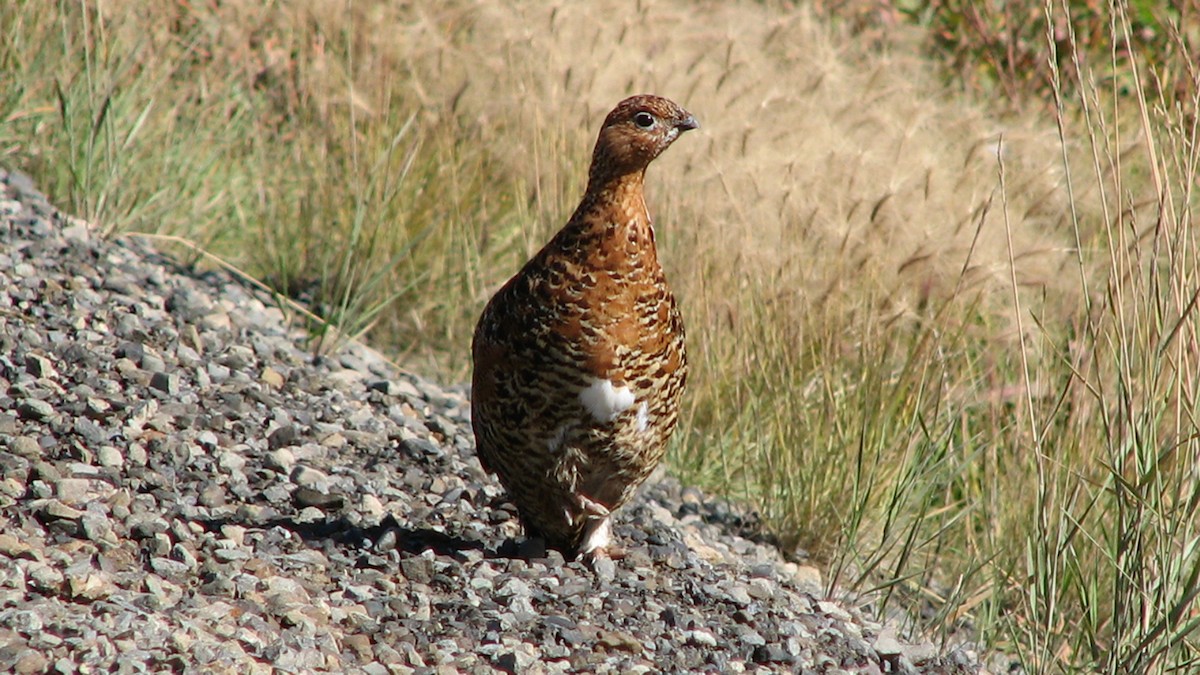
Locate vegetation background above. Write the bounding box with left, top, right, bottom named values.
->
left=2, top=0, right=1197, bottom=671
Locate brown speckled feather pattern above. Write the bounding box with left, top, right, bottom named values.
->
left=471, top=95, right=697, bottom=556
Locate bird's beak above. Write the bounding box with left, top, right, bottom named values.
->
left=677, top=114, right=699, bottom=132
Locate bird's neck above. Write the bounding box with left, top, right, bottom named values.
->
left=591, top=169, right=647, bottom=214
left=556, top=170, right=660, bottom=270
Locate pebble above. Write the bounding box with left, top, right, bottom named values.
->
left=0, top=169, right=981, bottom=673
left=96, top=445, right=124, bottom=468
left=16, top=399, right=55, bottom=422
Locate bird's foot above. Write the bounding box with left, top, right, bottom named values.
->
left=576, top=494, right=611, bottom=518
left=577, top=510, right=623, bottom=564
left=572, top=494, right=627, bottom=564
left=580, top=542, right=627, bottom=566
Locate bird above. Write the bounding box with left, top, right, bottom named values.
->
left=471, top=94, right=698, bottom=561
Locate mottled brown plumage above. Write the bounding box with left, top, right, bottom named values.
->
left=471, top=95, right=697, bottom=559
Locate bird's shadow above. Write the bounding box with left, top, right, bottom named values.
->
left=194, top=512, right=490, bottom=564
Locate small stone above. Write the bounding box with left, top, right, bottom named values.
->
left=592, top=555, right=617, bottom=582
left=684, top=629, right=719, bottom=647
left=597, top=630, right=643, bottom=653
left=787, top=562, right=825, bottom=588
left=749, top=562, right=776, bottom=578
left=128, top=513, right=169, bottom=538
left=220, top=524, right=246, bottom=546
left=818, top=601, right=853, bottom=622
left=494, top=645, right=538, bottom=673
left=24, top=353, right=57, bottom=379
left=144, top=574, right=183, bottom=609
left=400, top=437, right=442, bottom=459
left=724, top=583, right=754, bottom=606
left=344, top=634, right=373, bottom=659
left=38, top=499, right=84, bottom=521
left=12, top=650, right=49, bottom=674
left=265, top=448, right=296, bottom=473
left=176, top=345, right=202, bottom=367
left=400, top=556, right=434, bottom=584
left=0, top=413, right=17, bottom=435
left=747, top=578, right=774, bottom=600
left=874, top=633, right=904, bottom=657
left=149, top=371, right=179, bottom=394
left=268, top=425, right=299, bottom=450
left=213, top=548, right=251, bottom=562
left=368, top=379, right=419, bottom=398
left=374, top=528, right=398, bottom=552
left=496, top=578, right=532, bottom=601
left=206, top=362, right=231, bottom=382
left=290, top=465, right=329, bottom=489
left=261, top=367, right=285, bottom=388
left=327, top=369, right=366, bottom=391
left=218, top=345, right=255, bottom=371
left=904, top=640, right=939, bottom=663
left=320, top=431, right=347, bottom=450
left=96, top=445, right=124, bottom=468
left=198, top=482, right=227, bottom=507
left=55, top=478, right=112, bottom=507
left=16, top=398, right=55, bottom=421
left=85, top=396, right=112, bottom=417
left=67, top=571, right=114, bottom=600
left=150, top=557, right=191, bottom=580
left=292, top=487, right=343, bottom=510
left=752, top=645, right=794, bottom=664
left=149, top=532, right=172, bottom=557
left=0, top=476, right=23, bottom=499
left=171, top=543, right=199, bottom=571
left=0, top=533, right=33, bottom=557
left=6, top=609, right=42, bottom=633
left=26, top=561, right=64, bottom=592
left=218, top=450, right=246, bottom=473
left=141, top=350, right=166, bottom=373
left=81, top=511, right=115, bottom=544
left=114, top=357, right=141, bottom=378
left=9, top=436, right=41, bottom=458
left=360, top=493, right=385, bottom=519
left=737, top=627, right=767, bottom=647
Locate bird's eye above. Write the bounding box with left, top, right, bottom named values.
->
left=633, top=112, right=656, bottom=129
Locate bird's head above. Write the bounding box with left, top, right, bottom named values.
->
left=588, top=94, right=699, bottom=185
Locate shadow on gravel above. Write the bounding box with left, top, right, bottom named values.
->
left=194, top=513, right=488, bottom=563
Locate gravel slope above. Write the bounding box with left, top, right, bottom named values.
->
left=0, top=168, right=981, bottom=673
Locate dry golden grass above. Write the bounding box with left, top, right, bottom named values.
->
left=4, top=0, right=1198, bottom=670
left=416, top=0, right=1096, bottom=330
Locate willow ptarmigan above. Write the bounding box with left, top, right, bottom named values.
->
left=471, top=95, right=698, bottom=560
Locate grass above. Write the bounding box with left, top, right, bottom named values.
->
left=1, top=0, right=514, bottom=358
left=3, top=0, right=1199, bottom=671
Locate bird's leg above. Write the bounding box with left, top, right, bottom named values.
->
left=579, top=513, right=612, bottom=559
left=513, top=512, right=550, bottom=559
left=577, top=494, right=624, bottom=563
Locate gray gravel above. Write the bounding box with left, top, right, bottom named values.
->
left=0, top=167, right=985, bottom=673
